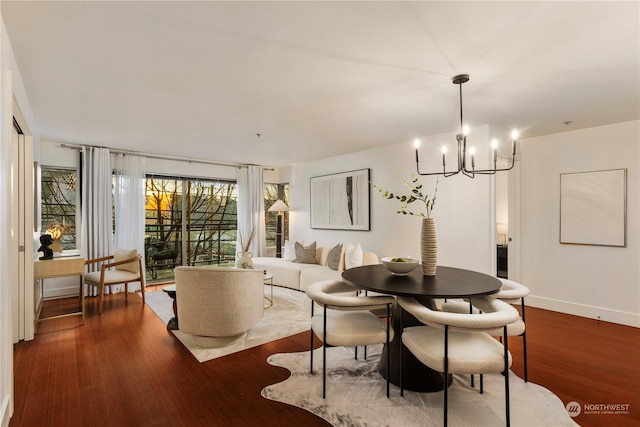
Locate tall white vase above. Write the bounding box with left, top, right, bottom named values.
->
left=421, top=218, right=437, bottom=276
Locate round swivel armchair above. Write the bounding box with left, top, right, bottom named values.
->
left=175, top=267, right=264, bottom=347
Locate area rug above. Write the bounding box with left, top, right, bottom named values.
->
left=143, top=285, right=311, bottom=363
left=262, top=345, right=579, bottom=427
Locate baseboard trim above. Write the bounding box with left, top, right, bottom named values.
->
left=527, top=295, right=640, bottom=327
left=1, top=394, right=11, bottom=427
left=43, top=285, right=81, bottom=300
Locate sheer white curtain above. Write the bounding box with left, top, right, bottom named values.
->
left=236, top=165, right=266, bottom=257
left=80, top=147, right=114, bottom=296
left=113, top=153, right=146, bottom=292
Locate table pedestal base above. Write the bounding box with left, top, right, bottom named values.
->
left=378, top=297, right=453, bottom=392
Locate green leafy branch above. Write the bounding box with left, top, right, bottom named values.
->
left=374, top=175, right=439, bottom=218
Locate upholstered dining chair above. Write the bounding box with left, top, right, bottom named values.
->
left=398, top=296, right=519, bottom=427
left=496, top=278, right=529, bottom=382
left=306, top=279, right=395, bottom=398
left=441, top=278, right=530, bottom=382
left=84, top=248, right=145, bottom=314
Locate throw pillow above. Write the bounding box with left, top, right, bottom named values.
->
left=283, top=240, right=298, bottom=261
left=294, top=241, right=318, bottom=264
left=344, top=242, right=363, bottom=269
left=114, top=248, right=139, bottom=273
left=327, top=243, right=343, bottom=271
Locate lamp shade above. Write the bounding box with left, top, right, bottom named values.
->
left=268, top=199, right=289, bottom=212
left=497, top=223, right=508, bottom=235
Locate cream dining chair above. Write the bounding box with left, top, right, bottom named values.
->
left=398, top=296, right=519, bottom=427
left=306, top=279, right=395, bottom=398
left=441, top=278, right=530, bottom=383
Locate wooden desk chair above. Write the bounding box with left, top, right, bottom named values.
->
left=85, top=248, right=145, bottom=314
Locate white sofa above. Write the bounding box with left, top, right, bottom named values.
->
left=252, top=244, right=379, bottom=292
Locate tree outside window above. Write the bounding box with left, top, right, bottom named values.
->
left=144, top=176, right=237, bottom=282
left=40, top=167, right=77, bottom=250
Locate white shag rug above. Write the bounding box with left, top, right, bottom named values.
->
left=143, top=285, right=311, bottom=363
left=261, top=345, right=580, bottom=427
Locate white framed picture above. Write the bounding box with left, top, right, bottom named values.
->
left=310, top=168, right=370, bottom=231
left=560, top=168, right=626, bottom=247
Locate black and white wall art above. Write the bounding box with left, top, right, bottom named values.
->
left=560, top=168, right=627, bottom=247
left=310, top=168, right=370, bottom=231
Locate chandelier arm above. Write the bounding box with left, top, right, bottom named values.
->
left=462, top=153, right=516, bottom=174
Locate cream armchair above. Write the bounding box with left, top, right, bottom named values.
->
left=174, top=267, right=264, bottom=347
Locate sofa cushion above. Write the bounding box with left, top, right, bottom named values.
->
left=300, top=267, right=342, bottom=292
left=327, top=244, right=343, bottom=271
left=252, top=257, right=324, bottom=290
left=294, top=241, right=317, bottom=264
left=344, top=242, right=364, bottom=269
left=283, top=240, right=297, bottom=261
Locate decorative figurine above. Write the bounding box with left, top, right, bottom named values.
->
left=38, top=234, right=54, bottom=260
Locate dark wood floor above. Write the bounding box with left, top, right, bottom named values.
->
left=10, top=287, right=640, bottom=427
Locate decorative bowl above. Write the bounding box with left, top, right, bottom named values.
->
left=380, top=257, right=419, bottom=276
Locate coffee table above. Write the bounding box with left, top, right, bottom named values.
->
left=263, top=271, right=273, bottom=308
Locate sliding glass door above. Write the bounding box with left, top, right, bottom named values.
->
left=144, top=176, right=237, bottom=282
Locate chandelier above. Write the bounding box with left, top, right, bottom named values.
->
left=415, top=74, right=518, bottom=178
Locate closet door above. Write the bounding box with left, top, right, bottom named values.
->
left=11, top=119, right=34, bottom=342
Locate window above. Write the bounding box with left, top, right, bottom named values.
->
left=145, top=176, right=237, bottom=282
left=40, top=167, right=78, bottom=250
left=264, top=183, right=289, bottom=249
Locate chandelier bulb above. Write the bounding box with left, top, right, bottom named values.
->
left=462, top=124, right=470, bottom=136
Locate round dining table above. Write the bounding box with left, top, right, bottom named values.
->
left=342, top=264, right=501, bottom=392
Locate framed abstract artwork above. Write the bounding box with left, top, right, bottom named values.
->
left=310, top=168, right=370, bottom=231
left=560, top=168, right=627, bottom=247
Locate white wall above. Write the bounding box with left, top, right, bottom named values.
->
left=1, top=13, right=40, bottom=427
left=283, top=126, right=497, bottom=275
left=519, top=121, right=639, bottom=326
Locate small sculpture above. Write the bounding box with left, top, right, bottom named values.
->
left=38, top=234, right=54, bottom=260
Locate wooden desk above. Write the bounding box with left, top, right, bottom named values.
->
left=342, top=264, right=501, bottom=392
left=34, top=256, right=85, bottom=327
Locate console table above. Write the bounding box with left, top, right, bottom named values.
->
left=34, top=256, right=85, bottom=328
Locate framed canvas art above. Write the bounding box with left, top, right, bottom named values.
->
left=560, top=168, right=626, bottom=247
left=310, top=168, right=370, bottom=231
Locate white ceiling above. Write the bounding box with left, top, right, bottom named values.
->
left=3, top=1, right=639, bottom=167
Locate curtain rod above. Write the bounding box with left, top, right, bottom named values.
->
left=59, top=143, right=274, bottom=171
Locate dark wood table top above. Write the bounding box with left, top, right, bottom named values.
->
left=342, top=264, right=501, bottom=299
